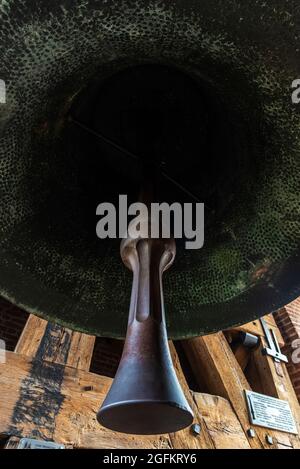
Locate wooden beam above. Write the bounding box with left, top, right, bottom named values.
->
left=169, top=343, right=214, bottom=449
left=15, top=315, right=47, bottom=357
left=15, top=314, right=96, bottom=371
left=192, top=393, right=250, bottom=449
left=8, top=315, right=214, bottom=448
left=182, top=330, right=300, bottom=448
left=3, top=312, right=298, bottom=449
left=5, top=314, right=96, bottom=448
left=247, top=331, right=300, bottom=448
left=0, top=351, right=172, bottom=449
left=5, top=314, right=206, bottom=448
left=1, top=350, right=256, bottom=449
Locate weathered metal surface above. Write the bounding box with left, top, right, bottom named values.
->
left=98, top=236, right=193, bottom=434
left=0, top=1, right=299, bottom=338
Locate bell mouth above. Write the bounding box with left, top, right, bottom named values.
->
left=97, top=400, right=194, bottom=435
left=70, top=63, right=246, bottom=219
left=0, top=1, right=300, bottom=338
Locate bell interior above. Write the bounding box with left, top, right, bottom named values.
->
left=0, top=0, right=300, bottom=339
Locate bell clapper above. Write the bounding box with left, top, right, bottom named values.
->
left=97, top=181, right=194, bottom=434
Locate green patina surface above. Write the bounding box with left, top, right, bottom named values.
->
left=0, top=0, right=299, bottom=338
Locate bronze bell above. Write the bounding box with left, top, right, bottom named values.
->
left=0, top=0, right=300, bottom=434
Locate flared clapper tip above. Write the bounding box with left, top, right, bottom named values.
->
left=97, top=399, right=194, bottom=435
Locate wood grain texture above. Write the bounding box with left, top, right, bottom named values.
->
left=192, top=393, right=250, bottom=449
left=2, top=313, right=299, bottom=449
left=169, top=343, right=214, bottom=449
left=1, top=350, right=254, bottom=449
left=15, top=314, right=95, bottom=371
left=0, top=351, right=172, bottom=449
left=15, top=315, right=47, bottom=357
left=182, top=330, right=300, bottom=449
left=249, top=340, right=300, bottom=448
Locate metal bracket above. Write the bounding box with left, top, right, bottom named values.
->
left=260, top=318, right=288, bottom=363
left=17, top=438, right=65, bottom=449
left=238, top=331, right=260, bottom=349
